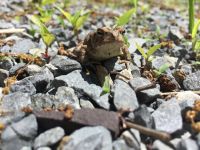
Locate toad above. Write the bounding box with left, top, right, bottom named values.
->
left=59, top=27, right=131, bottom=63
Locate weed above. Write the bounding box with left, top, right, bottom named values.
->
left=56, top=6, right=90, bottom=40
left=30, top=15, right=55, bottom=58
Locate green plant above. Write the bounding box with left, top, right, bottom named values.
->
left=41, top=0, right=57, bottom=6
left=56, top=6, right=90, bottom=40
left=37, top=7, right=54, bottom=24
left=191, top=19, right=200, bottom=61
left=136, top=42, right=164, bottom=63
left=30, top=15, right=55, bottom=57
left=101, top=75, right=111, bottom=95
left=129, top=0, right=138, bottom=10
left=189, top=0, right=195, bottom=33
left=153, top=63, right=169, bottom=77
left=115, top=8, right=136, bottom=27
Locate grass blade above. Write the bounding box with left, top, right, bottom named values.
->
left=116, top=8, right=135, bottom=27
left=136, top=43, right=147, bottom=59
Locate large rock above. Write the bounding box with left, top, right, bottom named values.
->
left=112, top=79, right=139, bottom=111
left=1, top=92, right=31, bottom=111
left=60, top=126, right=112, bottom=150
left=10, top=78, right=36, bottom=95
left=152, top=100, right=182, bottom=133
left=26, top=67, right=54, bottom=93
left=51, top=70, right=102, bottom=100
left=11, top=114, right=37, bottom=139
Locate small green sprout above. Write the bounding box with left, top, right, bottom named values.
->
left=115, top=8, right=136, bottom=27
left=30, top=15, right=55, bottom=58
left=153, top=63, right=169, bottom=77
left=136, top=42, right=167, bottom=66
left=136, top=43, right=162, bottom=61
left=101, top=75, right=111, bottom=95
left=37, top=7, right=54, bottom=23
left=56, top=6, right=90, bottom=40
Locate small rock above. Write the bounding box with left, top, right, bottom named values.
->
left=129, top=77, right=160, bottom=103
left=177, top=138, right=198, bottom=150
left=55, top=86, right=80, bottom=109
left=0, top=69, right=9, bottom=87
left=112, top=79, right=139, bottom=111
left=0, top=111, right=25, bottom=125
left=20, top=146, right=32, bottom=150
left=1, top=126, right=31, bottom=150
left=51, top=70, right=102, bottom=100
left=134, top=105, right=154, bottom=128
left=0, top=45, right=11, bottom=53
left=49, top=55, right=81, bottom=74
left=10, top=78, right=36, bottom=95
left=183, top=71, right=200, bottom=90
left=94, top=93, right=110, bottom=110
left=60, top=126, right=112, bottom=150
left=9, top=63, right=26, bottom=76
left=121, top=129, right=141, bottom=150
left=103, top=57, right=126, bottom=72
left=152, top=100, right=182, bottom=133
left=168, top=26, right=184, bottom=41
left=37, top=147, right=52, bottom=150
left=45, top=63, right=60, bottom=77
left=1, top=92, right=31, bottom=111
left=1, top=126, right=18, bottom=141
left=31, top=93, right=55, bottom=110
left=25, top=64, right=42, bottom=76
left=11, top=39, right=36, bottom=53
left=0, top=57, right=13, bottom=70
left=181, top=64, right=192, bottom=75
left=132, top=53, right=142, bottom=67
left=112, top=138, right=134, bottom=150
left=79, top=99, right=95, bottom=109
left=151, top=56, right=168, bottom=70
left=34, top=127, right=65, bottom=149
left=11, top=114, right=37, bottom=139
left=170, top=91, right=200, bottom=110
left=0, top=20, right=14, bottom=29
left=152, top=140, right=173, bottom=150
left=129, top=64, right=141, bottom=78
left=26, top=67, right=54, bottom=93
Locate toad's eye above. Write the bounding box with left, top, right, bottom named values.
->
left=120, top=30, right=125, bottom=34
left=97, top=29, right=104, bottom=36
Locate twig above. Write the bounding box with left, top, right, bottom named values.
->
left=160, top=91, right=200, bottom=96
left=125, top=121, right=171, bottom=142
left=110, top=71, right=131, bottom=80
left=0, top=28, right=25, bottom=34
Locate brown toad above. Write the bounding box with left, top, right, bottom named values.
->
left=60, top=27, right=131, bottom=63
